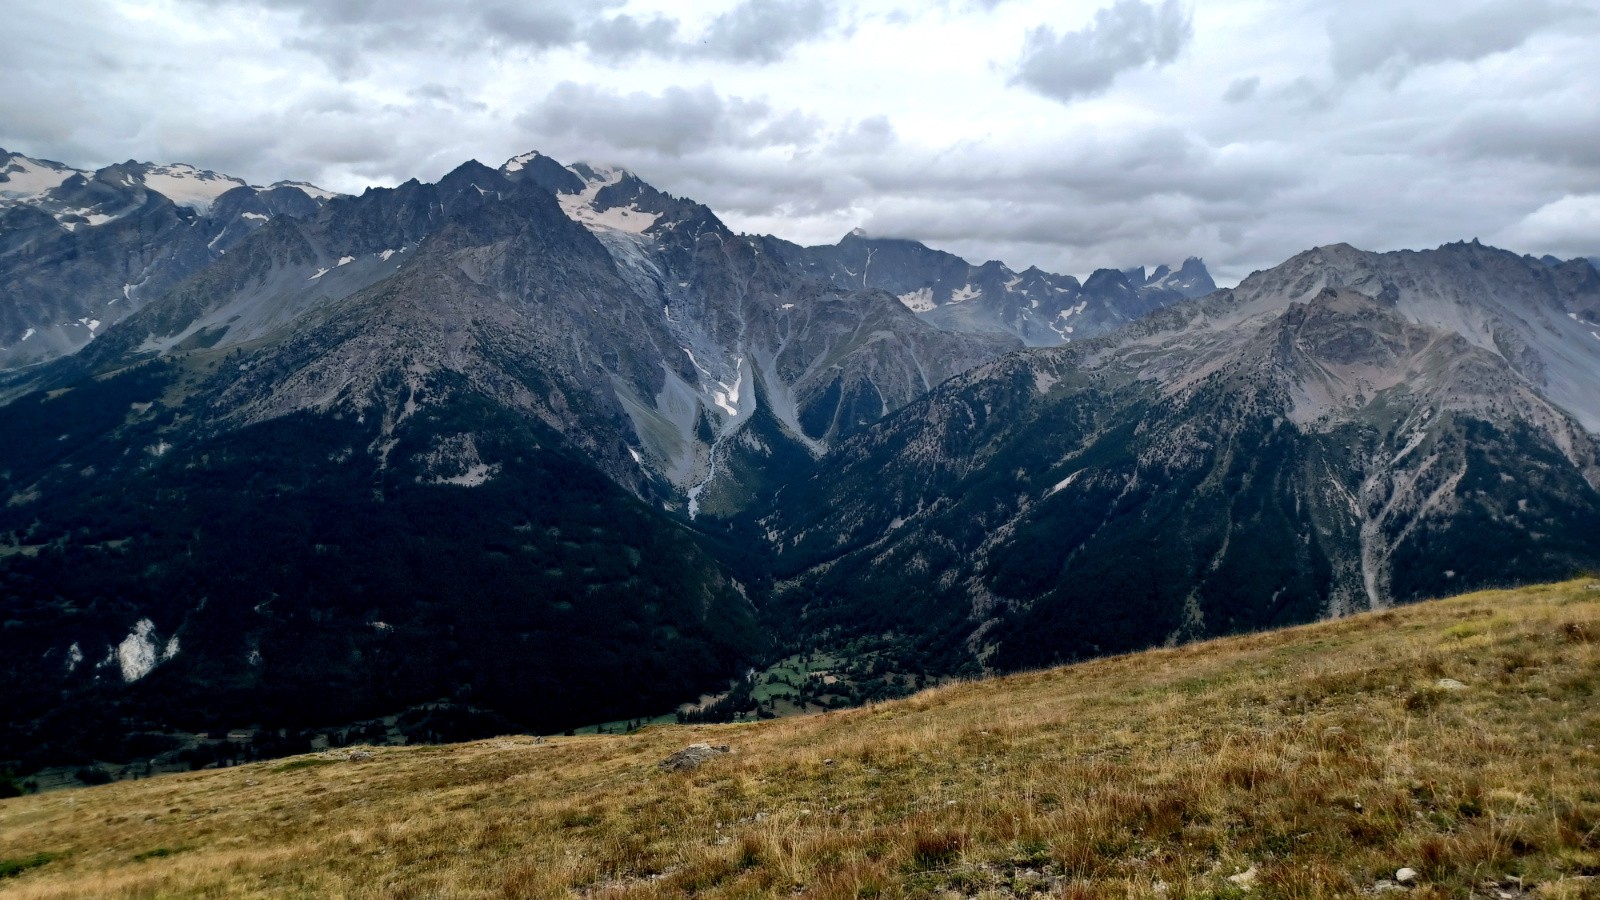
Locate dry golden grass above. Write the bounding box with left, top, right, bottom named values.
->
left=4, top=581, right=1600, bottom=899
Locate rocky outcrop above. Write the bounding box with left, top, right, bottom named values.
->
left=659, top=743, right=730, bottom=771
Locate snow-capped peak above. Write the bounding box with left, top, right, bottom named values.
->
left=2, top=148, right=343, bottom=232
left=269, top=180, right=343, bottom=201
left=556, top=162, right=659, bottom=235
left=568, top=161, right=628, bottom=186
left=132, top=163, right=250, bottom=213
left=0, top=150, right=87, bottom=203
left=502, top=151, right=541, bottom=174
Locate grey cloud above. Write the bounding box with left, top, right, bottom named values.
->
left=583, top=14, right=681, bottom=61
left=697, top=0, right=836, bottom=64
left=1273, top=76, right=1338, bottom=113
left=187, top=0, right=831, bottom=69
left=185, top=0, right=592, bottom=77
left=1435, top=109, right=1600, bottom=170
left=1328, top=0, right=1596, bottom=83
left=830, top=116, right=898, bottom=155
left=477, top=4, right=578, bottom=48
left=1013, top=0, right=1192, bottom=103
left=407, top=83, right=490, bottom=112
left=519, top=83, right=820, bottom=158
left=1223, top=76, right=1259, bottom=103
left=199, top=0, right=591, bottom=46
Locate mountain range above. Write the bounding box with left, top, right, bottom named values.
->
left=0, top=149, right=337, bottom=369
left=1, top=145, right=1597, bottom=777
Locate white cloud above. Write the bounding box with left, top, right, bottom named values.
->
left=1327, top=0, right=1595, bottom=84
left=1494, top=194, right=1600, bottom=259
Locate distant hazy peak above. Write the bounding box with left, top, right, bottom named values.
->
left=0, top=149, right=88, bottom=202
left=0, top=149, right=340, bottom=216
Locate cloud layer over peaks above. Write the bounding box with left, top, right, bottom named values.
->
left=2, top=0, right=1597, bottom=283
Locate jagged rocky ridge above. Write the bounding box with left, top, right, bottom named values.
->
left=16, top=152, right=1022, bottom=516
left=0, top=149, right=339, bottom=369
left=768, top=229, right=1214, bottom=347
left=761, top=241, right=1600, bottom=669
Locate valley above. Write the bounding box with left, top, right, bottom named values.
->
left=1, top=147, right=1599, bottom=791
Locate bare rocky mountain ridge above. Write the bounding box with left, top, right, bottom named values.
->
left=0, top=149, right=339, bottom=369
left=4, top=148, right=1210, bottom=515
left=10, top=149, right=1165, bottom=514
left=766, top=229, right=1216, bottom=347
left=761, top=240, right=1600, bottom=671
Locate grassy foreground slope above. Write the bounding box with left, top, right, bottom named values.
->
left=3, top=582, right=1599, bottom=899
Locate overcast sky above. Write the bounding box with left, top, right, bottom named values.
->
left=3, top=0, right=1598, bottom=283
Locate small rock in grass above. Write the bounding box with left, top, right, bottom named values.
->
left=1228, top=866, right=1258, bottom=889
left=347, top=750, right=374, bottom=762
left=1435, top=678, right=1467, bottom=691
left=659, top=743, right=730, bottom=772
left=1396, top=867, right=1418, bottom=885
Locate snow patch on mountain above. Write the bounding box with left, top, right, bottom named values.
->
left=57, top=207, right=119, bottom=229
left=270, top=181, right=342, bottom=200
left=437, top=463, right=498, bottom=487
left=1046, top=470, right=1082, bottom=498
left=948, top=285, right=981, bottom=305
left=0, top=152, right=85, bottom=201
left=502, top=152, right=539, bottom=173
left=898, top=288, right=935, bottom=313
left=712, top=361, right=745, bottom=417
left=137, top=164, right=248, bottom=213
left=557, top=165, right=660, bottom=234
